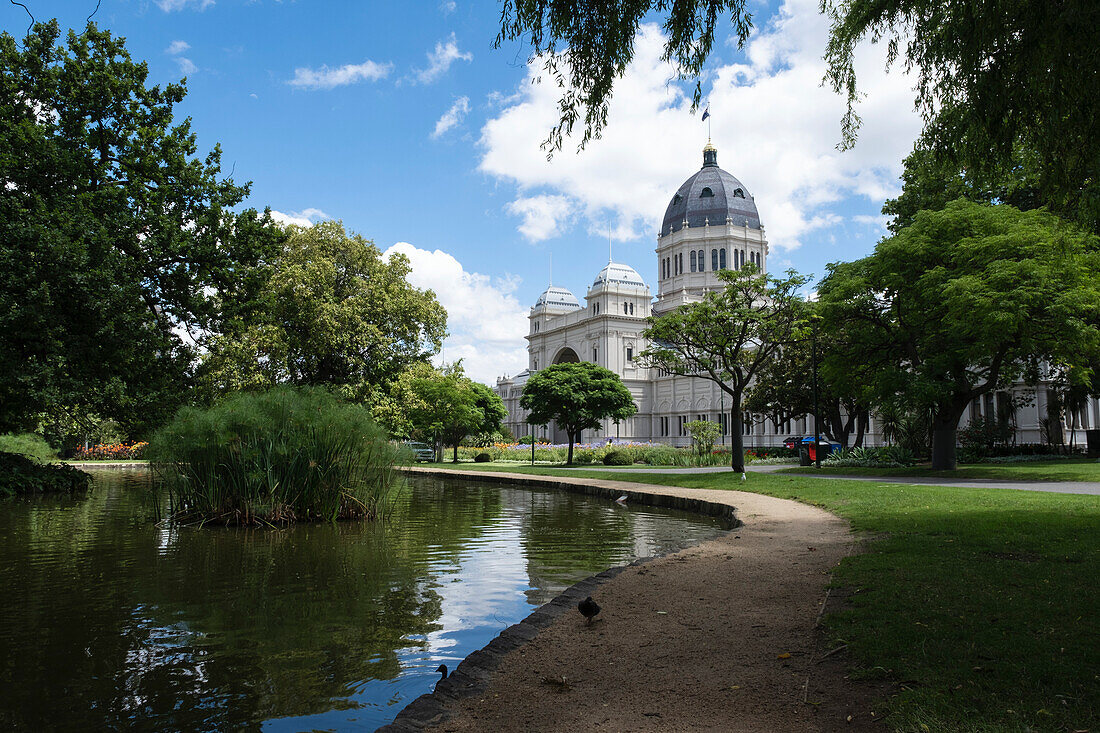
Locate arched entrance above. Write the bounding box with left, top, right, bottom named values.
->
left=553, top=347, right=579, bottom=364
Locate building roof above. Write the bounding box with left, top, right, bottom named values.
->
left=533, top=284, right=582, bottom=311
left=592, top=261, right=648, bottom=291
left=660, top=144, right=762, bottom=236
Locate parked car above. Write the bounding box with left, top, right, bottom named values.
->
left=402, top=441, right=435, bottom=462
left=795, top=436, right=841, bottom=463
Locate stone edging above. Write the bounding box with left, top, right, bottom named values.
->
left=66, top=462, right=148, bottom=469
left=376, top=468, right=742, bottom=732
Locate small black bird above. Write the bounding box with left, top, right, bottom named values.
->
left=578, top=596, right=601, bottom=625
left=434, top=664, right=448, bottom=690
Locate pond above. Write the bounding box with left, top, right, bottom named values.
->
left=0, top=470, right=730, bottom=731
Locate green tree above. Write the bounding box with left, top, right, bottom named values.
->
left=818, top=199, right=1100, bottom=470
left=641, top=266, right=808, bottom=472
left=823, top=0, right=1100, bottom=230
left=495, top=0, right=753, bottom=153
left=199, top=221, right=447, bottom=408
left=743, top=326, right=871, bottom=448
left=396, top=364, right=506, bottom=462
left=0, top=22, right=281, bottom=434
left=519, top=362, right=636, bottom=465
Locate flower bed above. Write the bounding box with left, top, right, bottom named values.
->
left=72, top=441, right=148, bottom=461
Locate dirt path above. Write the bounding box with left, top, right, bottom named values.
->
left=385, top=470, right=884, bottom=732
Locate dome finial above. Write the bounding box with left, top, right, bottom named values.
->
left=702, top=142, right=718, bottom=168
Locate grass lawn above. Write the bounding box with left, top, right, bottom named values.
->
left=415, top=463, right=1100, bottom=732
left=781, top=458, right=1100, bottom=482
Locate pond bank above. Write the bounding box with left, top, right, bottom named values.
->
left=384, top=467, right=880, bottom=732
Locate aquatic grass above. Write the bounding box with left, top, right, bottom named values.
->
left=149, top=387, right=403, bottom=525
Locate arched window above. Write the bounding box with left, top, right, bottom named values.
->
left=629, top=302, right=634, bottom=315
left=698, top=250, right=705, bottom=270
left=700, top=186, right=714, bottom=198
left=742, top=249, right=747, bottom=269
left=534, top=322, right=539, bottom=332
left=711, top=249, right=718, bottom=270
left=690, top=250, right=697, bottom=272
left=719, top=248, right=727, bottom=269
left=733, top=188, right=745, bottom=199
left=623, top=300, right=628, bottom=313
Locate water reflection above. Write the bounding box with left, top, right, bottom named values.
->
left=0, top=471, right=729, bottom=730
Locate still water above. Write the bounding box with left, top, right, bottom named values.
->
left=0, top=470, right=729, bottom=731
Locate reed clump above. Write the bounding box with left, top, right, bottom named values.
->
left=149, top=387, right=402, bottom=526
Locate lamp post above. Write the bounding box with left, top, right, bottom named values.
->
left=811, top=315, right=821, bottom=469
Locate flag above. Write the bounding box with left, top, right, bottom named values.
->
left=701, top=107, right=710, bottom=121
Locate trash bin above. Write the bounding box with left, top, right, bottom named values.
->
left=799, top=445, right=812, bottom=466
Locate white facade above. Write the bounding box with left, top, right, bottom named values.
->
left=495, top=145, right=1099, bottom=449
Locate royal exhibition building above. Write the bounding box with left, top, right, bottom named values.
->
left=494, top=144, right=1100, bottom=449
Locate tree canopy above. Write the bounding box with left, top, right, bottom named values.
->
left=496, top=0, right=752, bottom=153
left=520, top=361, right=636, bottom=464
left=824, top=0, right=1100, bottom=230
left=641, top=266, right=808, bottom=472
left=818, top=199, right=1100, bottom=470
left=392, top=364, right=507, bottom=461
left=0, top=21, right=281, bottom=434
left=198, top=221, right=447, bottom=408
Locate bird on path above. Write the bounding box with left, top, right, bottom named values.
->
left=578, top=596, right=601, bottom=625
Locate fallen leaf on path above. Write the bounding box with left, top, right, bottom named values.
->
left=777, top=653, right=792, bottom=659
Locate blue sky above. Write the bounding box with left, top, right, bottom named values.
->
left=6, top=0, right=922, bottom=382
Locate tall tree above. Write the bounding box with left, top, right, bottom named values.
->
left=520, top=361, right=637, bottom=465
left=198, top=221, right=447, bottom=408
left=641, top=266, right=808, bottom=472
left=823, top=0, right=1100, bottom=230
left=818, top=199, right=1100, bottom=470
left=397, top=364, right=507, bottom=462
left=495, top=0, right=752, bottom=153
left=0, top=21, right=281, bottom=434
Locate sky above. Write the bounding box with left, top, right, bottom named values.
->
left=5, top=0, right=923, bottom=384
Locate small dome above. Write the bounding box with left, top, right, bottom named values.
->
left=534, top=285, right=582, bottom=311
left=660, top=145, right=762, bottom=236
left=592, top=261, right=648, bottom=291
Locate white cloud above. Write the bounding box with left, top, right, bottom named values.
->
left=479, top=1, right=922, bottom=251
left=166, top=40, right=191, bottom=55
left=288, top=60, right=393, bottom=90
left=440, top=0, right=457, bottom=13
left=506, top=195, right=575, bottom=242
left=383, top=242, right=529, bottom=384
left=269, top=208, right=329, bottom=228
left=415, top=33, right=472, bottom=84
left=176, top=57, right=198, bottom=75
left=156, top=0, right=213, bottom=11
left=431, top=96, right=471, bottom=139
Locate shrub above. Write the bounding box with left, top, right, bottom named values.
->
left=473, top=452, right=493, bottom=463
left=0, top=433, right=57, bottom=464
left=603, top=450, right=632, bottom=466
left=0, top=452, right=90, bottom=496
left=149, top=386, right=402, bottom=525
left=823, top=446, right=918, bottom=468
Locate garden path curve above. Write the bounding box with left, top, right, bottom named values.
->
left=389, top=468, right=880, bottom=732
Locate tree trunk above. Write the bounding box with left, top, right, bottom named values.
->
left=566, top=430, right=575, bottom=465
left=854, top=411, right=868, bottom=448
left=930, top=406, right=966, bottom=470
left=729, top=401, right=745, bottom=473
left=452, top=442, right=458, bottom=463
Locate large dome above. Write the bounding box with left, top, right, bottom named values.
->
left=533, top=284, right=582, bottom=311
left=660, top=144, right=762, bottom=236
left=592, top=261, right=648, bottom=291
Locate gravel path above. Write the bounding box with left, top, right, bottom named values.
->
left=387, top=469, right=881, bottom=733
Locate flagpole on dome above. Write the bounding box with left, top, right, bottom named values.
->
left=702, top=104, right=711, bottom=144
